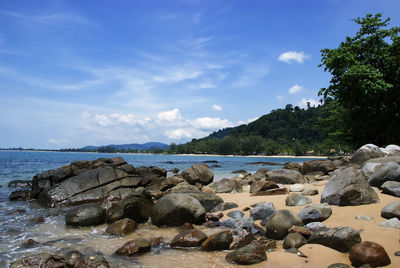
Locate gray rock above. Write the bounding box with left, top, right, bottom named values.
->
left=265, top=210, right=303, bottom=240
left=381, top=181, right=400, bottom=197
left=164, top=182, right=201, bottom=194
left=303, top=160, right=335, bottom=175
left=8, top=180, right=32, bottom=188
left=10, top=253, right=67, bottom=268
left=136, top=166, right=167, bottom=186
left=289, top=183, right=305, bottom=192
left=305, top=222, right=326, bottom=232
left=184, top=192, right=224, bottom=212
left=225, top=241, right=267, bottom=265
left=299, top=203, right=332, bottom=224
left=381, top=200, right=400, bottom=219
left=321, top=167, right=379, bottom=206
left=227, top=210, right=244, bottom=219
left=381, top=144, right=400, bottom=156
left=182, top=164, right=214, bottom=185
left=250, top=202, right=276, bottom=221
left=266, top=169, right=305, bottom=184
left=327, top=264, right=350, bottom=268
left=355, top=214, right=372, bottom=220
left=250, top=180, right=279, bottom=194
left=213, top=178, right=243, bottom=193
left=151, top=193, right=206, bottom=226
left=351, top=144, right=385, bottom=165
left=368, top=162, right=400, bottom=187
left=308, top=227, right=361, bottom=252
left=380, top=217, right=400, bottom=229
left=232, top=173, right=254, bottom=186
left=65, top=204, right=106, bottom=227
left=253, top=168, right=270, bottom=180
left=302, top=186, right=319, bottom=196
left=160, top=175, right=185, bottom=191
left=285, top=194, right=312, bottom=206
left=9, top=190, right=32, bottom=201
left=221, top=217, right=254, bottom=230
left=211, top=202, right=238, bottom=212
left=283, top=162, right=303, bottom=173
left=283, top=233, right=307, bottom=249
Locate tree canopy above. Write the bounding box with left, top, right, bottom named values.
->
left=319, top=13, right=400, bottom=147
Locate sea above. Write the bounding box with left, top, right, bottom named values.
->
left=0, top=150, right=320, bottom=267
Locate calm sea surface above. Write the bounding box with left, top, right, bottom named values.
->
left=0, top=151, right=321, bottom=267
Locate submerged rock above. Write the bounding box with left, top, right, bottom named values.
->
left=74, top=255, right=109, bottom=268
left=9, top=190, right=32, bottom=201
left=64, top=251, right=83, bottom=267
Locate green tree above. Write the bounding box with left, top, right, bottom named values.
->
left=319, top=13, right=400, bottom=147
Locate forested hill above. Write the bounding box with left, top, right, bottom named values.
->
left=171, top=104, right=346, bottom=155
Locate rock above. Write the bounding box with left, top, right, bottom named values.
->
left=351, top=144, right=385, bottom=165
left=64, top=251, right=83, bottom=267
left=152, top=193, right=206, bottom=226
left=254, top=236, right=277, bottom=251
left=288, top=226, right=313, bottom=238
left=303, top=160, right=335, bottom=175
left=355, top=214, right=372, bottom=220
left=381, top=181, right=400, bottom=197
left=170, top=229, right=208, bottom=248
left=283, top=233, right=307, bottom=249
left=308, top=227, right=361, bottom=252
left=164, top=182, right=201, bottom=194
left=380, top=218, right=400, bottom=228
left=299, top=203, right=332, bottom=224
left=265, top=210, right=303, bottom=240
left=159, top=175, right=185, bottom=191
left=226, top=241, right=267, bottom=265
left=381, top=200, right=400, bottom=219
left=232, top=169, right=247, bottom=174
left=137, top=166, right=167, bottom=186
left=252, top=168, right=270, bottom=180
left=320, top=167, right=379, bottom=206
left=251, top=188, right=289, bottom=196
left=395, top=251, right=400, bottom=256
left=305, top=222, right=326, bottom=232
left=115, top=238, right=151, bottom=256
left=105, top=192, right=154, bottom=223
left=202, top=160, right=218, bottom=163
left=302, top=186, right=319, bottom=196
left=201, top=186, right=215, bottom=194
left=171, top=168, right=179, bottom=174
left=283, top=162, right=303, bottom=173
left=182, top=164, right=214, bottom=185
left=250, top=180, right=279, bottom=194
left=10, top=253, right=67, bottom=268
left=227, top=210, right=244, bottom=219
left=213, top=178, right=243, bottom=193
left=381, top=144, right=400, bottom=156
left=250, top=202, right=276, bottom=221
left=211, top=202, right=238, bottom=212
left=266, top=169, right=305, bottom=184
left=230, top=233, right=256, bottom=249
left=183, top=192, right=223, bottom=212
left=349, top=241, right=391, bottom=267
left=289, top=183, right=305, bottom=192
left=65, top=204, right=106, bottom=227
left=201, top=230, right=233, bottom=251
left=9, top=190, right=32, bottom=201
left=8, top=180, right=32, bottom=188
left=368, top=162, right=400, bottom=187
left=221, top=216, right=254, bottom=230
left=327, top=264, right=350, bottom=268
left=105, top=218, right=137, bottom=236
left=285, top=194, right=312, bottom=206
left=74, top=255, right=109, bottom=268
left=21, top=238, right=39, bottom=248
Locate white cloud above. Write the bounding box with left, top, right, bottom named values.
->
left=298, top=98, right=319, bottom=108
left=191, top=117, right=233, bottom=130
left=165, top=128, right=198, bottom=140
left=247, top=117, right=258, bottom=123
left=278, top=51, right=310, bottom=64
left=212, top=104, right=223, bottom=111
left=289, top=84, right=303, bottom=94
left=157, top=108, right=182, bottom=121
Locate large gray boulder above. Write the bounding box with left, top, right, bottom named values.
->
left=265, top=169, right=305, bottom=184
left=302, top=160, right=335, bottom=175
left=265, top=210, right=303, bottom=240
left=183, top=192, right=223, bottom=212
left=351, top=144, right=384, bottom=165
left=182, top=164, right=214, bottom=185
left=308, top=227, right=361, bottom=252
left=381, top=144, right=400, bottom=156
left=151, top=193, right=206, bottom=226
left=65, top=204, right=106, bottom=227
left=381, top=200, right=400, bottom=219
left=381, top=181, right=400, bottom=197
left=368, top=162, right=400, bottom=187
left=321, top=167, right=379, bottom=206
left=299, top=203, right=332, bottom=224
left=213, top=178, right=243, bottom=193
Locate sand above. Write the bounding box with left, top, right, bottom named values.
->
left=217, top=181, right=400, bottom=267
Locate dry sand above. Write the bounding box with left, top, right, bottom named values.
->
left=217, top=182, right=400, bottom=267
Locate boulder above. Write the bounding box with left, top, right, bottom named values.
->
left=201, top=230, right=233, bottom=251
left=182, top=164, right=214, bottom=185
left=303, top=160, right=335, bottom=175
left=301, top=186, right=318, bottom=196
left=351, top=144, right=385, bottom=165
left=183, top=192, right=223, bottom=212
left=170, top=229, right=208, bottom=248
left=232, top=173, right=254, bottom=186
left=283, top=233, right=307, bottom=249
left=152, top=193, right=206, bottom=226
left=381, top=181, right=400, bottom=197
left=213, top=178, right=243, bottom=193
left=9, top=190, right=32, bottom=201
left=164, top=182, right=201, bottom=194
left=265, top=210, right=303, bottom=240
left=380, top=217, right=400, bottom=228
left=381, top=144, right=400, bottom=156
left=288, top=226, right=313, bottom=238
left=252, top=168, right=270, bottom=180
left=381, top=201, right=400, bottom=219
left=349, top=241, right=391, bottom=267
left=368, top=162, right=400, bottom=187
left=65, top=204, right=106, bottom=227
left=250, top=202, right=276, bottom=221
left=308, top=227, right=361, bottom=252
left=211, top=202, right=238, bottom=212
left=299, top=203, right=332, bottom=224
left=115, top=238, right=151, bottom=256
left=159, top=175, right=185, bottom=191
left=320, top=167, right=379, bottom=206
left=74, top=255, right=109, bottom=268
left=136, top=166, right=167, bottom=186
left=266, top=169, right=305, bottom=184
left=105, top=218, right=137, bottom=236
left=8, top=180, right=32, bottom=188
left=283, top=162, right=303, bottom=173
left=10, top=253, right=67, bottom=268
left=285, top=194, right=312, bottom=206
left=250, top=180, right=279, bottom=194
left=289, top=183, right=305, bottom=192
left=225, top=241, right=267, bottom=265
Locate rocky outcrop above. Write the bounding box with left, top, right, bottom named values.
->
left=266, top=169, right=305, bottom=184
left=307, top=227, right=361, bottom=252
left=299, top=203, right=332, bottom=224
left=320, top=167, right=379, bottom=206
left=349, top=241, right=391, bottom=267
left=65, top=204, right=106, bottom=227
left=264, top=210, right=303, bottom=240
left=225, top=241, right=267, bottom=265
left=182, top=164, right=214, bottom=185
left=302, top=160, right=335, bottom=175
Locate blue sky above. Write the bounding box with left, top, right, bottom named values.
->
left=1, top=0, right=399, bottom=149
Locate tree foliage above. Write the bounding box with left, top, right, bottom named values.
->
left=319, top=13, right=400, bottom=146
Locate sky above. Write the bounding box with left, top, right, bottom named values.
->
left=1, top=0, right=399, bottom=149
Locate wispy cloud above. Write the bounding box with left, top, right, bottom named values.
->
left=278, top=51, right=310, bottom=64
left=0, top=10, right=90, bottom=26
left=232, top=63, right=269, bottom=87
left=289, top=84, right=303, bottom=94
left=212, top=104, right=222, bottom=111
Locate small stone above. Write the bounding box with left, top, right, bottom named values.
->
left=230, top=233, right=256, bottom=250
left=285, top=193, right=312, bottom=206
left=355, top=214, right=372, bottom=220
left=394, top=251, right=400, bottom=256
left=301, top=186, right=319, bottom=196
left=283, top=233, right=307, bottom=249
left=289, top=183, right=305, bottom=192
left=227, top=210, right=244, bottom=219
left=254, top=236, right=277, bottom=251
left=288, top=226, right=313, bottom=238
left=206, top=213, right=221, bottom=222
left=242, top=207, right=251, bottom=211
left=380, top=217, right=400, bottom=229
left=21, top=239, right=39, bottom=248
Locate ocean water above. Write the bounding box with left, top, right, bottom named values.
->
left=0, top=151, right=320, bottom=267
